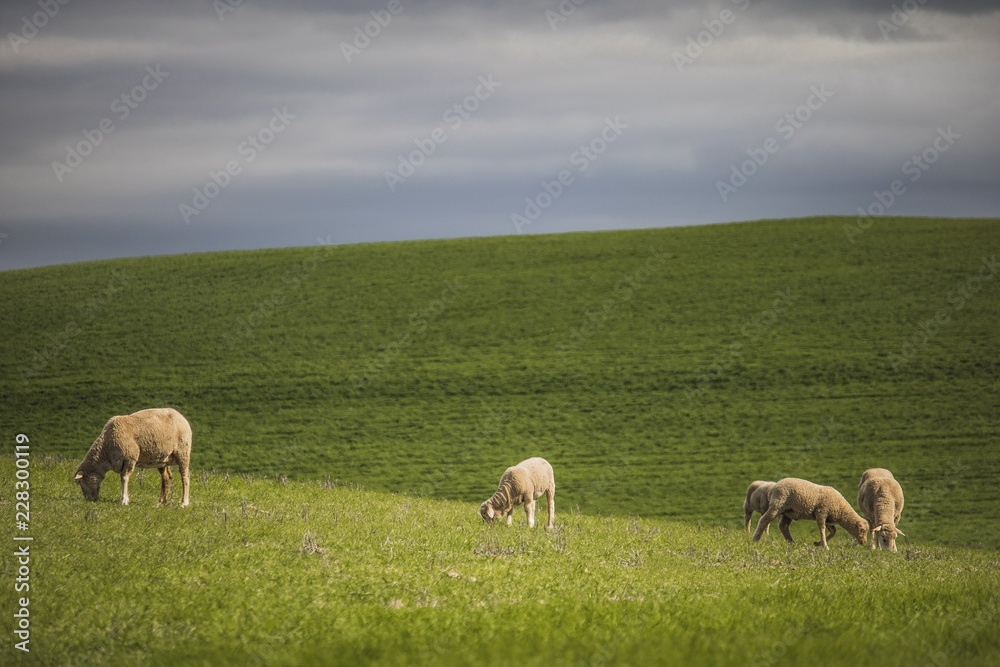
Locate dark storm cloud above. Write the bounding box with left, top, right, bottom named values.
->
left=1, top=0, right=998, bottom=269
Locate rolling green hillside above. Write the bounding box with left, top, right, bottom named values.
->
left=2, top=216, right=998, bottom=547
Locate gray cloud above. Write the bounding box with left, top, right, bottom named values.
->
left=1, top=0, right=998, bottom=269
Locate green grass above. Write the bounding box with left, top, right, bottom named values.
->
left=2, top=216, right=999, bottom=664
left=1, top=216, right=998, bottom=547
left=3, top=458, right=998, bottom=666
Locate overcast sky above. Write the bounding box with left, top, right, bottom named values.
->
left=1, top=0, right=998, bottom=270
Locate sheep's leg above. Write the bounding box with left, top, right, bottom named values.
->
left=178, top=457, right=191, bottom=508
left=525, top=499, right=536, bottom=528
left=179, top=460, right=190, bottom=508
left=505, top=509, right=513, bottom=526
left=743, top=510, right=771, bottom=535
left=158, top=466, right=172, bottom=505
left=752, top=508, right=779, bottom=541
left=120, top=462, right=136, bottom=506
left=814, top=515, right=830, bottom=549
left=813, top=525, right=835, bottom=547
left=778, top=515, right=794, bottom=543
left=545, top=488, right=555, bottom=530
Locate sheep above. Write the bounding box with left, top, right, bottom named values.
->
left=752, top=477, right=868, bottom=549
left=858, top=468, right=906, bottom=552
left=743, top=480, right=775, bottom=534
left=479, top=457, right=555, bottom=529
left=74, top=408, right=192, bottom=507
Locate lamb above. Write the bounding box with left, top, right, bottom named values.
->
left=743, top=480, right=775, bottom=534
left=479, top=457, right=555, bottom=529
left=752, top=477, right=868, bottom=549
left=857, top=468, right=906, bottom=552
left=74, top=408, right=192, bottom=507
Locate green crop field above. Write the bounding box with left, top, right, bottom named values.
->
left=1, top=216, right=999, bottom=665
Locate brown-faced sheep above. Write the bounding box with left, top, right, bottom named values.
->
left=479, top=457, right=555, bottom=529
left=74, top=408, right=192, bottom=507
left=752, top=477, right=868, bottom=549
left=744, top=480, right=775, bottom=534
left=858, top=468, right=905, bottom=552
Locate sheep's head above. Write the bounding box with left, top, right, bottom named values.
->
left=479, top=501, right=498, bottom=523
left=74, top=469, right=104, bottom=502
left=873, top=524, right=905, bottom=552
left=851, top=518, right=869, bottom=545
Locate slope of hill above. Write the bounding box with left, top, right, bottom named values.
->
left=1, top=217, right=998, bottom=547
left=3, top=459, right=998, bottom=666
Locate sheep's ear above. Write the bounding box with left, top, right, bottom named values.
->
left=873, top=524, right=884, bottom=533
left=486, top=504, right=495, bottom=519
left=74, top=472, right=84, bottom=481
left=895, top=528, right=906, bottom=537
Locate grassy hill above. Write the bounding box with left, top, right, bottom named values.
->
left=2, top=458, right=998, bottom=666
left=1, top=216, right=999, bottom=551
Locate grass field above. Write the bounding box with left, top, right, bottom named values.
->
left=3, top=458, right=999, bottom=666
left=1, top=216, right=999, bottom=664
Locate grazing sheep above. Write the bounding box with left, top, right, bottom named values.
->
left=479, top=457, right=555, bottom=529
left=74, top=408, right=192, bottom=507
left=744, top=480, right=775, bottom=534
left=858, top=468, right=905, bottom=552
left=752, top=477, right=868, bottom=549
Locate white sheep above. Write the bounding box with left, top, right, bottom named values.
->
left=74, top=408, right=192, bottom=507
left=752, top=477, right=868, bottom=549
left=479, top=457, right=555, bottom=529
left=858, top=468, right=905, bottom=552
left=744, top=480, right=775, bottom=534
